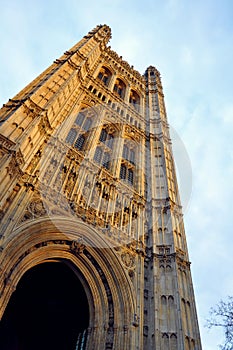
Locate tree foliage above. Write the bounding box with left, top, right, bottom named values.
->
left=206, top=296, right=233, bottom=350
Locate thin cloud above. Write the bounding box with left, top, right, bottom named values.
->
left=0, top=2, right=233, bottom=349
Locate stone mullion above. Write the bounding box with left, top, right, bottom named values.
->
left=81, top=107, right=101, bottom=150
left=124, top=84, right=131, bottom=104
left=110, top=125, right=124, bottom=175
left=108, top=72, right=117, bottom=92
left=88, top=121, right=104, bottom=161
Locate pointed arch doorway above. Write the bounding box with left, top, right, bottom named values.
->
left=0, top=261, right=89, bottom=350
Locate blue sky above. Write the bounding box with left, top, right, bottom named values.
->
left=1, top=0, right=233, bottom=348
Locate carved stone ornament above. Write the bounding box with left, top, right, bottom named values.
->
left=70, top=238, right=85, bottom=255
left=0, top=134, right=15, bottom=150
left=121, top=251, right=136, bottom=269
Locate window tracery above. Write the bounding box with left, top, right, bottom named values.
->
left=65, top=108, right=94, bottom=151
left=93, top=126, right=116, bottom=170
left=119, top=140, right=137, bottom=187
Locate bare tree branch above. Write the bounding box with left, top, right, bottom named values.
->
left=206, top=296, right=233, bottom=350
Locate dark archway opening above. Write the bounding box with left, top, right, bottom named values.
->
left=0, top=261, right=89, bottom=350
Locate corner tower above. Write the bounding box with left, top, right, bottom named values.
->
left=0, top=25, right=202, bottom=349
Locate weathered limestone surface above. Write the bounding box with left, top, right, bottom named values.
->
left=0, top=25, right=202, bottom=350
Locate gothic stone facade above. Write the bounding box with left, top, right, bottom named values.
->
left=0, top=25, right=202, bottom=349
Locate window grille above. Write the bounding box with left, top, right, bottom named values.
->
left=94, top=147, right=102, bottom=163
left=66, top=129, right=77, bottom=144
left=99, top=129, right=107, bottom=142
left=102, top=152, right=110, bottom=169
left=74, top=135, right=85, bottom=150
left=120, top=164, right=126, bottom=179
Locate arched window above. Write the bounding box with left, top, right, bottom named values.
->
left=99, top=128, right=115, bottom=149
left=113, top=78, right=126, bottom=99
left=74, top=134, right=85, bottom=150
left=120, top=140, right=137, bottom=187
left=120, top=163, right=134, bottom=186
left=94, top=146, right=111, bottom=171
left=74, top=110, right=93, bottom=132
left=75, top=112, right=85, bottom=126
left=94, top=146, right=102, bottom=163
left=97, top=66, right=112, bottom=86
left=107, top=134, right=114, bottom=149
left=65, top=106, right=96, bottom=154
left=83, top=117, right=92, bottom=131
left=66, top=129, right=77, bottom=144
left=102, top=152, right=110, bottom=170
left=120, top=164, right=126, bottom=180
left=123, top=143, right=135, bottom=165
left=99, top=129, right=107, bottom=142
left=128, top=169, right=134, bottom=185
left=123, top=145, right=129, bottom=159
left=66, top=129, right=85, bottom=151
left=129, top=90, right=140, bottom=111
left=130, top=149, right=135, bottom=164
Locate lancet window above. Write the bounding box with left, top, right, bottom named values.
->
left=65, top=108, right=94, bottom=151
left=113, top=78, right=126, bottom=99
left=94, top=146, right=110, bottom=170
left=74, top=111, right=93, bottom=132
left=129, top=89, right=140, bottom=111
left=97, top=66, right=112, bottom=86
left=120, top=164, right=134, bottom=185
left=123, top=144, right=135, bottom=165
left=120, top=141, right=137, bottom=187
left=74, top=134, right=85, bottom=150
left=99, top=128, right=115, bottom=149
left=93, top=126, right=116, bottom=170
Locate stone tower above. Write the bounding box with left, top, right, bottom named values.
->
left=0, top=25, right=202, bottom=349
